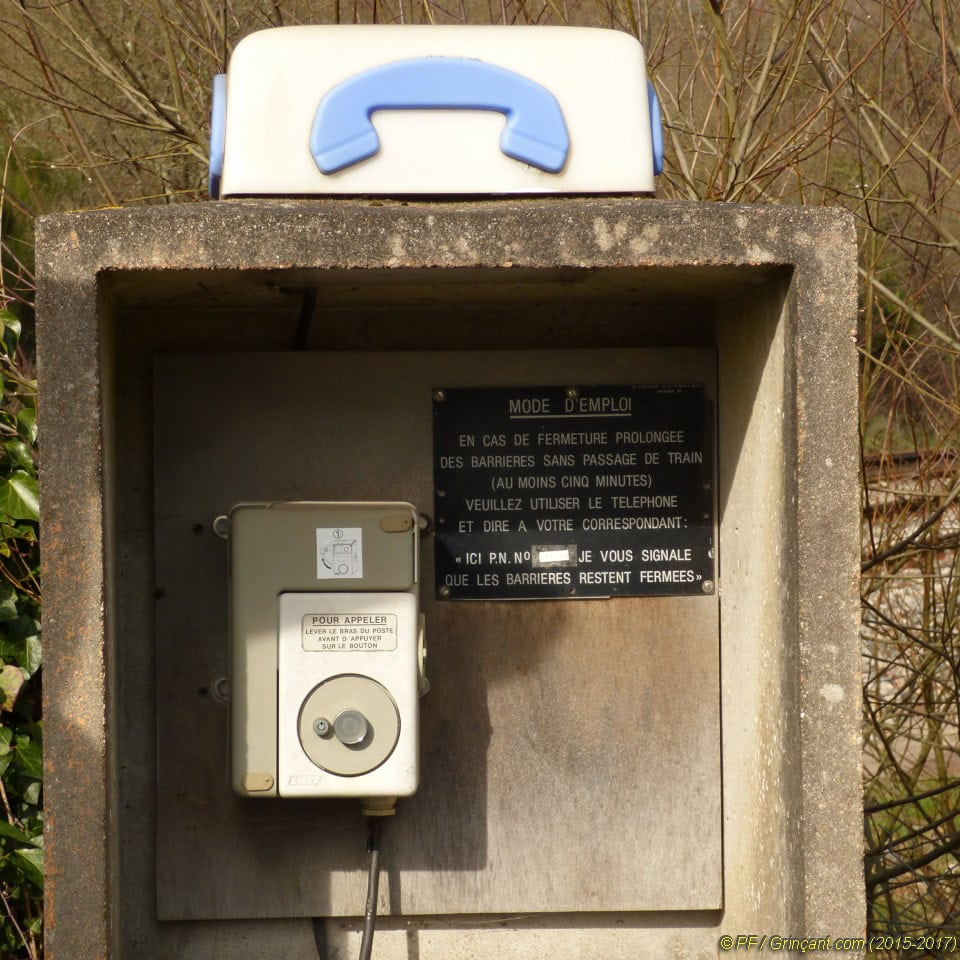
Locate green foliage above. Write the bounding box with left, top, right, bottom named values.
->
left=0, top=309, right=41, bottom=959
left=0, top=145, right=52, bottom=355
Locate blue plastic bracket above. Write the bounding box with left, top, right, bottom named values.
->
left=647, top=79, right=663, bottom=176
left=208, top=73, right=227, bottom=198
left=310, top=57, right=570, bottom=175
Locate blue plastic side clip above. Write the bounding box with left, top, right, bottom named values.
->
left=311, top=57, right=570, bottom=175
left=647, top=79, right=663, bottom=176
left=208, top=74, right=227, bottom=199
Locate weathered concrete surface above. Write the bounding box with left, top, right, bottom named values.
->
left=36, top=198, right=861, bottom=959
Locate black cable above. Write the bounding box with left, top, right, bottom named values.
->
left=293, top=287, right=318, bottom=350
left=358, top=818, right=382, bottom=960
left=312, top=916, right=328, bottom=959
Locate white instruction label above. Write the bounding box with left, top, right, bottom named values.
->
left=316, top=527, right=363, bottom=579
left=301, top=613, right=397, bottom=652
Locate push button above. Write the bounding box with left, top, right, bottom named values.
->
left=334, top=709, right=369, bottom=746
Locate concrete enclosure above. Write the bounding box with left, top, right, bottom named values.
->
left=36, top=199, right=862, bottom=959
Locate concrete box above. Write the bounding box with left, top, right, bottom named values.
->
left=36, top=199, right=862, bottom=959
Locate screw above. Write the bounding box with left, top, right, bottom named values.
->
left=702, top=580, right=715, bottom=595
left=433, top=389, right=446, bottom=402
left=565, top=386, right=579, bottom=400
left=313, top=718, right=331, bottom=737
left=439, top=585, right=452, bottom=599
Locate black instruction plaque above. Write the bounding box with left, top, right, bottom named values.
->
left=432, top=384, right=715, bottom=600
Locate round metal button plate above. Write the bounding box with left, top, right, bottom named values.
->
left=298, top=675, right=400, bottom=776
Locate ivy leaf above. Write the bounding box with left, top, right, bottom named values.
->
left=0, top=520, right=36, bottom=542
left=0, top=666, right=23, bottom=712
left=21, top=635, right=41, bottom=681
left=14, top=738, right=41, bottom=780
left=3, top=441, right=34, bottom=474
left=0, top=472, right=38, bottom=522
left=15, top=408, right=36, bottom=446
left=0, top=312, right=20, bottom=360
left=0, top=821, right=33, bottom=846
left=0, top=618, right=41, bottom=679
left=12, top=847, right=42, bottom=891
left=0, top=583, right=16, bottom=622
left=0, top=727, right=13, bottom=777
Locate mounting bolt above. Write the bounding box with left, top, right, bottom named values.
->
left=702, top=580, right=715, bottom=595
left=433, top=389, right=446, bottom=402
left=313, top=718, right=331, bottom=737
left=439, top=585, right=452, bottom=599
left=565, top=386, right=579, bottom=400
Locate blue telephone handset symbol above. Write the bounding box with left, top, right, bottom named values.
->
left=310, top=57, right=571, bottom=175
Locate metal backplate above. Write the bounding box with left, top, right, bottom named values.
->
left=153, top=348, right=721, bottom=919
